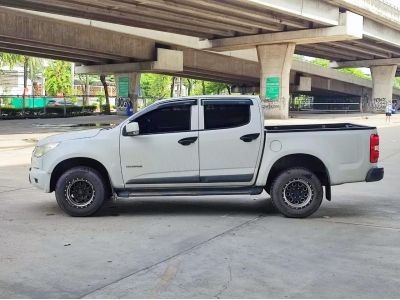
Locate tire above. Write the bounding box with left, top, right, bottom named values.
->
left=270, top=168, right=323, bottom=218
left=55, top=166, right=106, bottom=217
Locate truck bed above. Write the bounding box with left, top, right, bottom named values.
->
left=265, top=123, right=375, bottom=133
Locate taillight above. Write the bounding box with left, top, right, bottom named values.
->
left=370, top=134, right=380, bottom=163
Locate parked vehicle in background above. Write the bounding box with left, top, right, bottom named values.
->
left=46, top=99, right=74, bottom=107
left=29, top=96, right=384, bottom=218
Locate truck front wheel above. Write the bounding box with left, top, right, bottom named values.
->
left=55, top=166, right=106, bottom=217
left=270, top=168, right=323, bottom=218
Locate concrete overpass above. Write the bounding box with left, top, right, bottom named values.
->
left=3, top=1, right=400, bottom=62
left=1, top=1, right=400, bottom=117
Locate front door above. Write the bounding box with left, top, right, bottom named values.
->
left=120, top=100, right=199, bottom=186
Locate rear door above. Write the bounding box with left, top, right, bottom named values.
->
left=198, top=98, right=263, bottom=184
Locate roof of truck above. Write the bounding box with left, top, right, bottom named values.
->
left=130, top=95, right=259, bottom=120
left=155, top=95, right=259, bottom=105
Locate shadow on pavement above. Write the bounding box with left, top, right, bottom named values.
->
left=33, top=195, right=379, bottom=219
left=97, top=197, right=278, bottom=217
left=34, top=197, right=278, bottom=217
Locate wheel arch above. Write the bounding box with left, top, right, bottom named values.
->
left=265, top=154, right=331, bottom=199
left=50, top=157, right=112, bottom=195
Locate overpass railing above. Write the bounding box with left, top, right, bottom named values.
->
left=377, top=0, right=399, bottom=10
left=355, top=0, right=400, bottom=19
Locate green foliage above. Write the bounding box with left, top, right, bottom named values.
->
left=94, top=90, right=105, bottom=110
left=310, top=57, right=370, bottom=79
left=291, top=94, right=312, bottom=111
left=26, top=57, right=44, bottom=83
left=0, top=97, right=12, bottom=107
left=0, top=53, right=22, bottom=69
left=192, top=81, right=230, bottom=95
left=76, top=74, right=99, bottom=96
left=76, top=74, right=98, bottom=86
left=339, top=68, right=370, bottom=79
left=139, top=74, right=232, bottom=106
left=206, top=82, right=229, bottom=94
left=183, top=78, right=196, bottom=96
left=394, top=78, right=400, bottom=88
left=293, top=54, right=307, bottom=62
left=140, top=74, right=171, bottom=105
left=44, top=60, right=72, bottom=96
left=68, top=96, right=78, bottom=104
left=310, top=58, right=330, bottom=67
left=101, top=104, right=116, bottom=111
left=0, top=53, right=44, bottom=81
left=0, top=107, right=22, bottom=117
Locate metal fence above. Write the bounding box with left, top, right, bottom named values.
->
left=290, top=95, right=361, bottom=113
left=296, top=102, right=361, bottom=113
left=0, top=95, right=112, bottom=119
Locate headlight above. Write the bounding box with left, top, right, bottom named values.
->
left=34, top=142, right=60, bottom=158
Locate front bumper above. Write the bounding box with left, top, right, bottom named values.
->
left=29, top=167, right=51, bottom=192
left=365, top=167, right=384, bottom=182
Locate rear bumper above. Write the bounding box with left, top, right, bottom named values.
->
left=29, top=167, right=51, bottom=192
left=365, top=167, right=384, bottom=182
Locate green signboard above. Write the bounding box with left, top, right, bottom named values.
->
left=265, top=76, right=280, bottom=101
left=118, top=76, right=130, bottom=97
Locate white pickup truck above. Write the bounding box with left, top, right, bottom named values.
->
left=29, top=96, right=384, bottom=218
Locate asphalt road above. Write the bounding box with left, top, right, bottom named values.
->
left=0, top=116, right=399, bottom=298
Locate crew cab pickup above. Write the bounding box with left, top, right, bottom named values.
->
left=29, top=96, right=384, bottom=218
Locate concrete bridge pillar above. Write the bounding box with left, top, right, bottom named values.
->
left=370, top=65, right=397, bottom=112
left=257, top=43, right=296, bottom=119
left=115, top=73, right=141, bottom=115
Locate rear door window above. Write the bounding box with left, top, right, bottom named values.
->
left=203, top=101, right=251, bottom=130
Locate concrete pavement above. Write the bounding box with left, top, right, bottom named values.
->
left=0, top=115, right=399, bottom=298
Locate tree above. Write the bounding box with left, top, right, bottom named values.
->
left=201, top=80, right=206, bottom=94
left=0, top=54, right=43, bottom=90
left=192, top=80, right=231, bottom=95
left=184, top=78, right=196, bottom=96
left=170, top=76, right=175, bottom=97
left=77, top=74, right=98, bottom=106
left=140, top=73, right=171, bottom=105
left=1, top=53, right=44, bottom=112
left=100, top=74, right=110, bottom=114
left=43, top=60, right=72, bottom=96
left=206, top=81, right=231, bottom=94
left=23, top=56, right=28, bottom=101
left=26, top=57, right=44, bottom=95
left=0, top=53, right=21, bottom=69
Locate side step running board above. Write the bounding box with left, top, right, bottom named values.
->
left=115, top=187, right=264, bottom=198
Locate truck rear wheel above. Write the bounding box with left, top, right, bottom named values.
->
left=55, top=166, right=106, bottom=217
left=270, top=168, right=323, bottom=218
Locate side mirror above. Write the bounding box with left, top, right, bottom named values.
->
left=125, top=122, right=139, bottom=136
